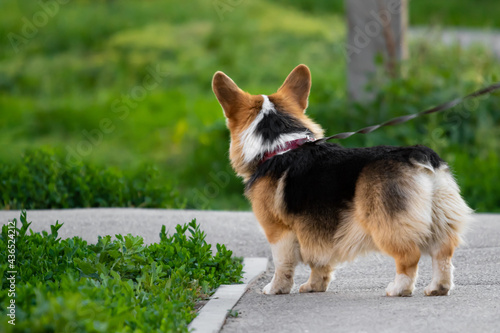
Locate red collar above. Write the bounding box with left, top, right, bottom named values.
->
left=260, top=136, right=313, bottom=164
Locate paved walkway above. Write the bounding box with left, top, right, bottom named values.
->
left=1, top=210, right=499, bottom=332
left=0, top=209, right=269, bottom=258
left=222, top=214, right=500, bottom=333
left=410, top=27, right=500, bottom=58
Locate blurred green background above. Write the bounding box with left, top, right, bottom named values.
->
left=0, top=0, right=499, bottom=211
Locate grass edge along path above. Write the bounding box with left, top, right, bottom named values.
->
left=0, top=211, right=243, bottom=332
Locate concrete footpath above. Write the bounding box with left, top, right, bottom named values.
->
left=1, top=209, right=499, bottom=333
left=410, top=27, right=500, bottom=59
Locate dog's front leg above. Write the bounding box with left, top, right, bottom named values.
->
left=299, top=264, right=334, bottom=293
left=263, top=231, right=300, bottom=295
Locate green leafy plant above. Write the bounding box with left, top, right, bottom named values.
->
left=0, top=148, right=181, bottom=209
left=228, top=309, right=239, bottom=318
left=0, top=212, right=243, bottom=332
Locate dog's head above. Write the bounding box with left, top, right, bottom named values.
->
left=212, top=64, right=324, bottom=180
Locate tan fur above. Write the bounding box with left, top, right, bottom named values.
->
left=354, top=161, right=434, bottom=255
left=263, top=231, right=301, bottom=294
left=213, top=65, right=472, bottom=297
left=248, top=176, right=290, bottom=243
left=299, top=264, right=334, bottom=293
left=277, top=63, right=312, bottom=111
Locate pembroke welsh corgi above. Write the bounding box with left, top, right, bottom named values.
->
left=212, top=64, right=472, bottom=296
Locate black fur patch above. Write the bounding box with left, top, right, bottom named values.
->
left=255, top=110, right=311, bottom=144
left=246, top=143, right=444, bottom=232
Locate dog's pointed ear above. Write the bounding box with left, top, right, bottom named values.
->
left=278, top=64, right=311, bottom=112
left=212, top=71, right=243, bottom=118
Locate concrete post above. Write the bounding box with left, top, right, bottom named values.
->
left=346, top=0, right=408, bottom=101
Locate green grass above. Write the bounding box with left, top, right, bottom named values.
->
left=0, top=212, right=243, bottom=332
left=0, top=0, right=499, bottom=211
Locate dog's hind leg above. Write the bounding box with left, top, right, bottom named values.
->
left=263, top=231, right=301, bottom=295
left=355, top=163, right=433, bottom=296
left=424, top=243, right=455, bottom=296
left=424, top=167, right=472, bottom=296
left=299, top=264, right=334, bottom=293
left=384, top=244, right=421, bottom=296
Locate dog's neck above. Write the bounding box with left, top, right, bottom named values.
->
left=260, top=136, right=313, bottom=164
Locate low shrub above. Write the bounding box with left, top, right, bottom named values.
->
left=0, top=211, right=243, bottom=332
left=0, top=149, right=181, bottom=209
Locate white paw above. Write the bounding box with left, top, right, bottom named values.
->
left=262, top=282, right=292, bottom=295
left=262, top=282, right=273, bottom=295
left=386, top=274, right=414, bottom=297
left=424, top=281, right=452, bottom=296
left=386, top=282, right=412, bottom=297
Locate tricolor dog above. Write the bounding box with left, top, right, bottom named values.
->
left=212, top=64, right=472, bottom=296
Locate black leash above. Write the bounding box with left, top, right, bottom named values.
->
left=314, top=82, right=500, bottom=144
